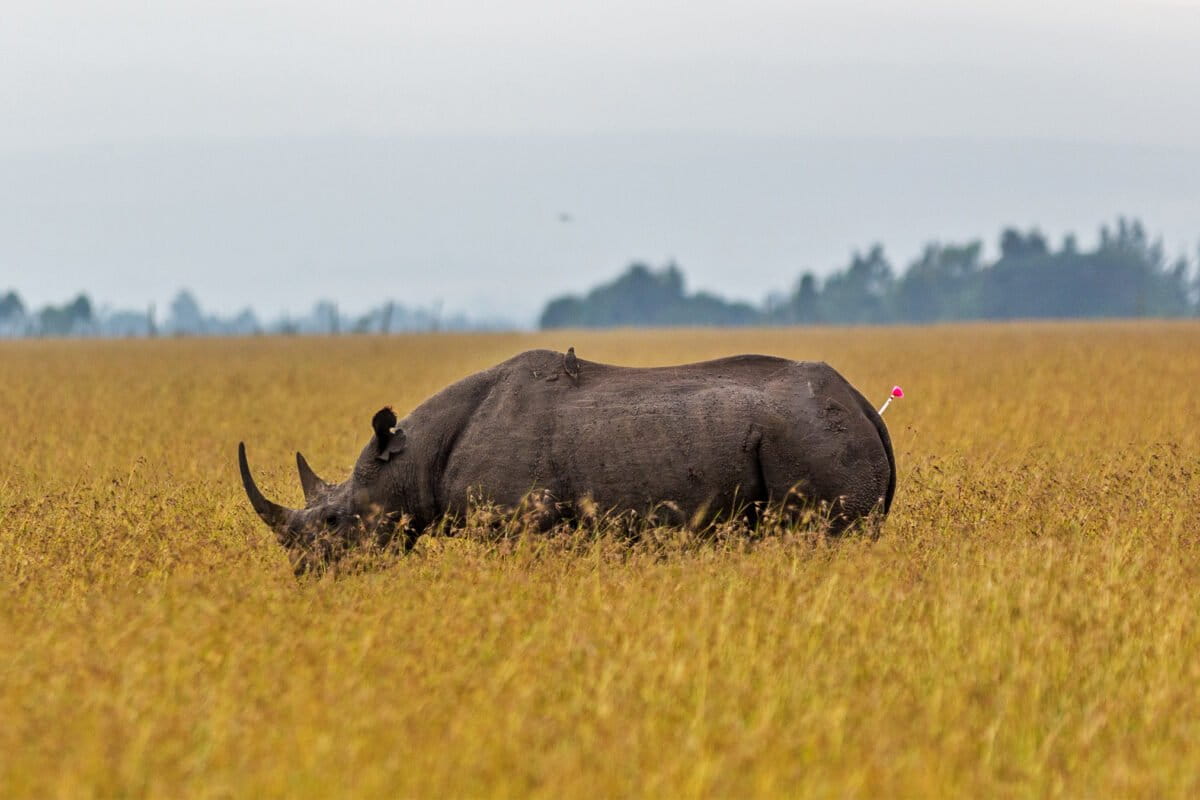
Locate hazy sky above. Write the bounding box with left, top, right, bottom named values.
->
left=4, top=0, right=1199, bottom=320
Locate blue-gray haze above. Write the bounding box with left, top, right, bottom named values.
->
left=3, top=1, right=1198, bottom=324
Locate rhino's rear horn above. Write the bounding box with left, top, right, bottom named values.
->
left=296, top=451, right=333, bottom=504
left=238, top=443, right=296, bottom=532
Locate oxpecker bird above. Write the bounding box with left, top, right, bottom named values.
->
left=564, top=346, right=580, bottom=381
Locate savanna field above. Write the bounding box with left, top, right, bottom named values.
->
left=2, top=322, right=1199, bottom=798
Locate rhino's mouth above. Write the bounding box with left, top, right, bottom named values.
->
left=240, top=444, right=409, bottom=566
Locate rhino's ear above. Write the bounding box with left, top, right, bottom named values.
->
left=371, top=407, right=406, bottom=461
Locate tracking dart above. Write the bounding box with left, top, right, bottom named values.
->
left=878, top=385, right=904, bottom=416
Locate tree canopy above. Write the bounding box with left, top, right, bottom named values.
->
left=542, top=218, right=1197, bottom=328
left=540, top=262, right=760, bottom=328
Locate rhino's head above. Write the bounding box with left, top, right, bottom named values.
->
left=239, top=407, right=410, bottom=570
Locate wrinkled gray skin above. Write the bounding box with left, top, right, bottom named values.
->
left=239, top=349, right=896, bottom=566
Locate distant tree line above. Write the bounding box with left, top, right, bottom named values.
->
left=0, top=289, right=507, bottom=339
left=5, top=218, right=1197, bottom=338
left=540, top=219, right=1199, bottom=328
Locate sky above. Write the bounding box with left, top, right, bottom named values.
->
left=3, top=0, right=1199, bottom=322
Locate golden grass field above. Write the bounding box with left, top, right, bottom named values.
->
left=2, top=322, right=1199, bottom=798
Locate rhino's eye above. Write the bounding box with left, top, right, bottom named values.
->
left=325, top=513, right=340, bottom=527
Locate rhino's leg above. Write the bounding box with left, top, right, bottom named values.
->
left=757, top=417, right=889, bottom=534
left=518, top=488, right=567, bottom=533
left=755, top=438, right=838, bottom=532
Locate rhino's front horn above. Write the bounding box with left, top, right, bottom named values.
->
left=296, top=451, right=333, bottom=504
left=238, top=443, right=296, bottom=532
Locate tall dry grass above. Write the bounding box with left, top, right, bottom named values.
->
left=2, top=322, right=1199, bottom=797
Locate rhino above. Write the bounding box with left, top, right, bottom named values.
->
left=239, top=348, right=895, bottom=564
